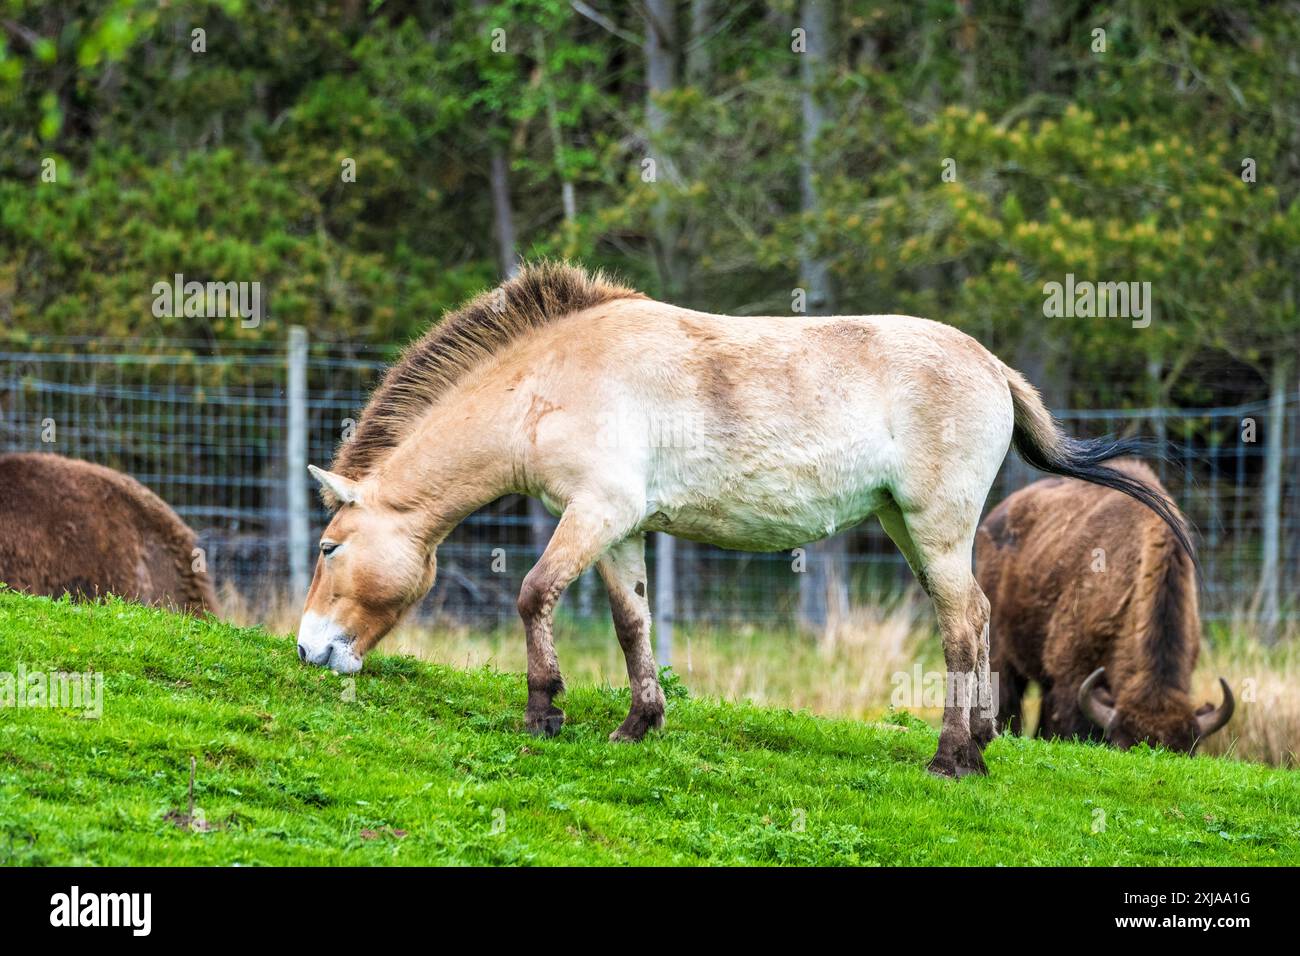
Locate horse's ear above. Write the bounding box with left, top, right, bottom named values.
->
left=309, top=465, right=360, bottom=507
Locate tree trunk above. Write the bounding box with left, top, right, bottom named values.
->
left=1287, top=364, right=1300, bottom=630
left=533, top=35, right=589, bottom=608
left=488, top=148, right=518, bottom=281
left=644, top=0, right=684, bottom=298
left=655, top=532, right=675, bottom=669
left=686, top=0, right=714, bottom=88
left=1026, top=0, right=1052, bottom=92
left=536, top=36, right=577, bottom=224
left=798, top=0, right=832, bottom=316
left=956, top=0, right=978, bottom=96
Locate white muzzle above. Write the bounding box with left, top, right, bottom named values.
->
left=296, top=611, right=363, bottom=674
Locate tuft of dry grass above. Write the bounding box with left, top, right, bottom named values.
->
left=217, top=580, right=301, bottom=636
left=1194, top=617, right=1300, bottom=768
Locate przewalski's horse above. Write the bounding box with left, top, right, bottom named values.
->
left=296, top=261, right=1191, bottom=777
left=976, top=460, right=1233, bottom=752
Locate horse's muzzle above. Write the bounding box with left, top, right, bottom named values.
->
left=297, top=612, right=363, bottom=674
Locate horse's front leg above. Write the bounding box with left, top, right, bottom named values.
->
left=597, top=534, right=664, bottom=742
left=517, top=499, right=633, bottom=737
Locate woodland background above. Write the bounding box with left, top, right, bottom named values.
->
left=1, top=0, right=1296, bottom=406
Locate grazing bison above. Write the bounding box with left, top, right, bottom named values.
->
left=0, top=453, right=216, bottom=613
left=975, top=459, right=1232, bottom=752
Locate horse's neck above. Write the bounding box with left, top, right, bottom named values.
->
left=373, top=395, right=515, bottom=541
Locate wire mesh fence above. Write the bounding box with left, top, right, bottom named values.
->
left=1, top=334, right=1296, bottom=628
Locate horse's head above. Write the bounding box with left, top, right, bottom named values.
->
left=296, top=465, right=437, bottom=673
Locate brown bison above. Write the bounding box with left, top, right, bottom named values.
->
left=0, top=453, right=216, bottom=614
left=975, top=459, right=1232, bottom=753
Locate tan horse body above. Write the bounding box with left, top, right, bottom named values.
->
left=297, top=263, right=1188, bottom=777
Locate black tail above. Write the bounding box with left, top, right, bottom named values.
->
left=1002, top=363, right=1196, bottom=562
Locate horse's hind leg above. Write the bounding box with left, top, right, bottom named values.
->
left=970, top=612, right=996, bottom=749
left=518, top=499, right=634, bottom=737
left=597, top=534, right=665, bottom=742
left=879, top=501, right=990, bottom=777
left=928, top=560, right=991, bottom=777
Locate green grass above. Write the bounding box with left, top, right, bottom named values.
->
left=0, top=589, right=1296, bottom=866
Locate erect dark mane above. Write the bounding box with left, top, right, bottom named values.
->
left=330, top=261, right=642, bottom=488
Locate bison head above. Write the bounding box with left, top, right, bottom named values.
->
left=1077, top=667, right=1234, bottom=753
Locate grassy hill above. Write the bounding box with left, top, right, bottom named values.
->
left=0, top=588, right=1295, bottom=866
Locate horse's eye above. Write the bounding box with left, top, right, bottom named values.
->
left=320, top=541, right=340, bottom=556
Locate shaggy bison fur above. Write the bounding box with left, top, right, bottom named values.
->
left=976, top=459, right=1232, bottom=752
left=0, top=453, right=216, bottom=613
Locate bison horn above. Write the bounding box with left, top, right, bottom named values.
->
left=1195, top=677, right=1235, bottom=739
left=1077, top=667, right=1119, bottom=735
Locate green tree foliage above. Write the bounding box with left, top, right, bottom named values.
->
left=0, top=0, right=1295, bottom=404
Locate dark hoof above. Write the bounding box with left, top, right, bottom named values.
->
left=927, top=755, right=958, bottom=778
left=956, top=741, right=989, bottom=776
left=928, top=741, right=988, bottom=778
left=525, top=705, right=565, bottom=737
left=609, top=708, right=665, bottom=743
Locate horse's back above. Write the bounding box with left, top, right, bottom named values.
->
left=588, top=300, right=1012, bottom=426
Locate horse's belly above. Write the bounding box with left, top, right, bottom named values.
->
left=637, top=396, right=896, bottom=551
left=642, top=481, right=887, bottom=552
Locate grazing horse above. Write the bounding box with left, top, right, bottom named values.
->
left=296, top=262, right=1190, bottom=777
left=0, top=453, right=216, bottom=614
left=976, top=460, right=1233, bottom=752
